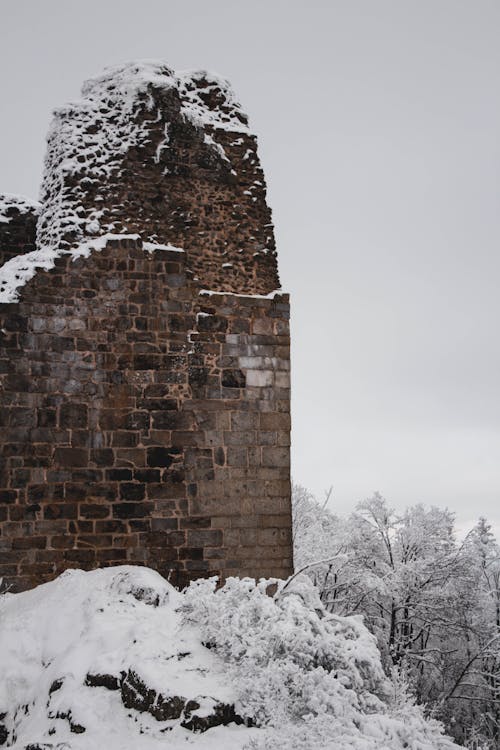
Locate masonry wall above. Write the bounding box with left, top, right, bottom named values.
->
left=0, top=199, right=38, bottom=266
left=0, top=239, right=292, bottom=591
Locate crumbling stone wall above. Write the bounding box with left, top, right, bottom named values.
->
left=37, top=64, right=278, bottom=295
left=0, top=62, right=292, bottom=591
left=0, top=196, right=39, bottom=266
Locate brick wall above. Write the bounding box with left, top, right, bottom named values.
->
left=0, top=238, right=292, bottom=591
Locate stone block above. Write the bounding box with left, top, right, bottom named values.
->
left=79, top=504, right=110, bottom=519
left=259, top=412, right=291, bottom=431
left=54, top=448, right=89, bottom=468
left=187, top=529, right=222, bottom=547
left=245, top=370, right=274, bottom=388
left=119, top=483, right=146, bottom=501
left=146, top=447, right=175, bottom=468
left=221, top=369, right=246, bottom=388
left=261, top=447, right=290, bottom=468
left=112, top=502, right=154, bottom=519
left=252, top=318, right=274, bottom=335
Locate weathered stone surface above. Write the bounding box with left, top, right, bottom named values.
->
left=85, top=673, right=121, bottom=691
left=0, top=62, right=292, bottom=591
left=121, top=669, right=186, bottom=721
left=119, top=669, right=244, bottom=732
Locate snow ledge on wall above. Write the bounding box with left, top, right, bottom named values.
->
left=0, top=234, right=185, bottom=304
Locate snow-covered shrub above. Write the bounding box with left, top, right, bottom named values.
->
left=183, top=574, right=387, bottom=725
left=183, top=574, right=459, bottom=749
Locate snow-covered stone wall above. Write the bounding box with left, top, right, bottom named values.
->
left=35, top=60, right=279, bottom=297
left=0, top=61, right=292, bottom=592
left=0, top=194, right=40, bottom=267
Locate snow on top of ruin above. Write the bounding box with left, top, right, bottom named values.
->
left=0, top=61, right=249, bottom=303
left=37, top=59, right=251, bottom=251
left=81, top=60, right=250, bottom=134
left=0, top=193, right=40, bottom=224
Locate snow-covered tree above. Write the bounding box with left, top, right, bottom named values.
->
left=292, top=485, right=500, bottom=749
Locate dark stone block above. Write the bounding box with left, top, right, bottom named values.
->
left=125, top=411, right=150, bottom=430
left=119, top=483, right=146, bottom=501
left=214, top=447, right=225, bottom=466
left=188, top=367, right=209, bottom=386
left=79, top=504, right=110, bottom=519
left=147, top=447, right=174, bottom=468
left=60, top=403, right=88, bottom=428
left=137, top=398, right=178, bottom=411
left=112, top=502, right=153, bottom=519
left=197, top=315, right=227, bottom=333
left=43, top=503, right=78, bottom=520
left=90, top=449, right=114, bottom=467
left=187, top=529, right=222, bottom=547
left=37, top=408, right=57, bottom=428
left=0, top=490, right=17, bottom=504
left=221, top=369, right=246, bottom=388
left=112, top=431, right=138, bottom=447
left=95, top=520, right=126, bottom=533
left=179, top=547, right=203, bottom=560
left=133, top=469, right=161, bottom=483
left=54, top=448, right=89, bottom=468
left=133, top=354, right=161, bottom=370
left=151, top=517, right=179, bottom=531
left=4, top=313, right=27, bottom=332
left=28, top=484, right=64, bottom=503
left=106, top=468, right=133, bottom=481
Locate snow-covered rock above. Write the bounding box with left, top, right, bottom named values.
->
left=0, top=566, right=459, bottom=749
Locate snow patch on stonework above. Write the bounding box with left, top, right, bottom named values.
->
left=0, top=193, right=40, bottom=224
left=0, top=233, right=141, bottom=303
left=143, top=241, right=185, bottom=254
left=199, top=288, right=284, bottom=300
left=0, top=566, right=459, bottom=750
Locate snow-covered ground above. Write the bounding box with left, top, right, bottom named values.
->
left=0, top=566, right=459, bottom=749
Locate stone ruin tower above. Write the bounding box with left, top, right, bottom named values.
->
left=0, top=62, right=292, bottom=591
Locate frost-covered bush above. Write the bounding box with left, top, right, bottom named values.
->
left=183, top=574, right=458, bottom=750
left=183, top=574, right=387, bottom=724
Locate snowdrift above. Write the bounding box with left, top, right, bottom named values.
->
left=0, top=566, right=459, bottom=749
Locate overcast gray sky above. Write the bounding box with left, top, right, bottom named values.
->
left=1, top=0, right=499, bottom=534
